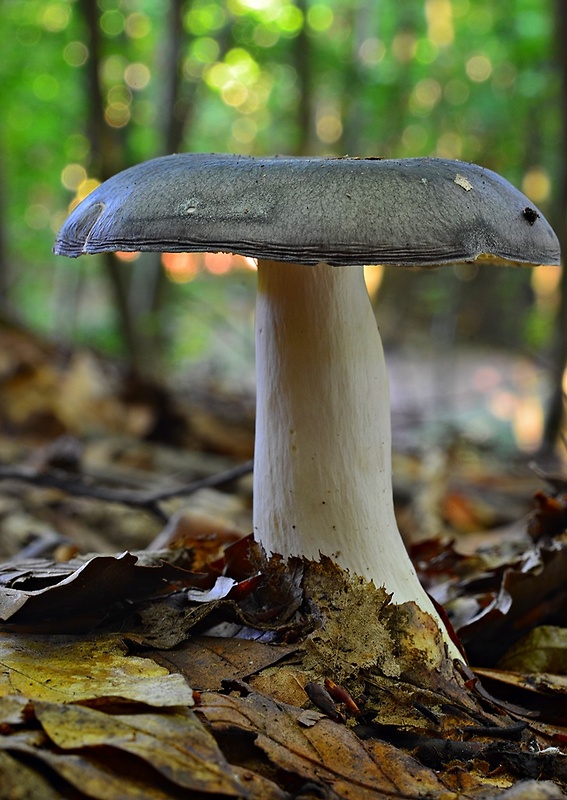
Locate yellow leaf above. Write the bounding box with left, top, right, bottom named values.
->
left=34, top=702, right=244, bottom=796
left=0, top=632, right=193, bottom=706
left=498, top=626, right=567, bottom=673
left=0, top=730, right=188, bottom=800
left=0, top=749, right=62, bottom=800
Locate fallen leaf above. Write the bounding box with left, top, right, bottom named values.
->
left=474, top=666, right=567, bottom=729
left=148, top=634, right=299, bottom=691
left=498, top=626, right=567, bottom=673
left=186, top=575, right=237, bottom=602
left=495, top=780, right=566, bottom=800
left=458, top=544, right=567, bottom=666
left=528, top=484, right=567, bottom=541
left=230, top=765, right=289, bottom=799
left=198, top=688, right=479, bottom=799
left=0, top=551, right=199, bottom=630
left=0, top=748, right=62, bottom=800
left=34, top=701, right=244, bottom=797
left=0, top=694, right=29, bottom=724
left=0, top=730, right=195, bottom=800
left=0, top=632, right=194, bottom=706
left=250, top=665, right=310, bottom=707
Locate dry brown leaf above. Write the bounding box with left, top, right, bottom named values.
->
left=474, top=666, right=567, bottom=728
left=250, top=665, right=310, bottom=707
left=149, top=635, right=299, bottom=691
left=364, top=740, right=513, bottom=798
left=134, top=595, right=258, bottom=649
left=0, top=694, right=29, bottom=725
left=230, top=764, right=290, bottom=800
left=0, top=701, right=244, bottom=798
left=198, top=688, right=480, bottom=799
left=494, top=781, right=567, bottom=800
left=0, top=632, right=194, bottom=706
left=0, top=328, right=134, bottom=440
left=459, top=544, right=567, bottom=666
left=0, top=551, right=196, bottom=629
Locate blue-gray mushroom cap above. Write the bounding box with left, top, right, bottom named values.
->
left=54, top=154, right=561, bottom=268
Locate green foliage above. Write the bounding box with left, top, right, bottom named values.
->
left=0, top=0, right=561, bottom=358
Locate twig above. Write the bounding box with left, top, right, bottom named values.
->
left=0, top=460, right=254, bottom=522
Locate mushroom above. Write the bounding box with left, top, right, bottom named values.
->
left=54, top=154, right=560, bottom=658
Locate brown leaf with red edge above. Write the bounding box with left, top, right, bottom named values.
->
left=528, top=490, right=567, bottom=541
left=458, top=544, right=567, bottom=666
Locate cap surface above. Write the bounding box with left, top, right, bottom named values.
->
left=54, top=154, right=561, bottom=268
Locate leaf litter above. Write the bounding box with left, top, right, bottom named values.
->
left=1, top=325, right=567, bottom=797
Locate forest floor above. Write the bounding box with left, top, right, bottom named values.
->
left=0, top=321, right=566, bottom=799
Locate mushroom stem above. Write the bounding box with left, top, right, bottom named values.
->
left=254, top=260, right=454, bottom=644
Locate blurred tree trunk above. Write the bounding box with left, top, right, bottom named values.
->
left=128, top=0, right=189, bottom=377
left=542, top=0, right=567, bottom=449
left=158, top=0, right=189, bottom=156
left=80, top=0, right=144, bottom=374
left=292, top=0, right=315, bottom=154
left=342, top=2, right=378, bottom=154
left=77, top=0, right=193, bottom=380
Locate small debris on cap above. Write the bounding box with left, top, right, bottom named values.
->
left=454, top=174, right=473, bottom=191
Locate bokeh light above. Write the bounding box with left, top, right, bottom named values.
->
left=466, top=53, right=493, bottom=82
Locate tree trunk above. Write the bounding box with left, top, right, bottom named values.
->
left=129, top=0, right=203, bottom=377
left=542, top=0, right=567, bottom=449
left=292, top=0, right=315, bottom=154
left=78, top=0, right=144, bottom=373
left=76, top=0, right=195, bottom=378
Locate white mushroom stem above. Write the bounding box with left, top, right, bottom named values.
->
left=254, top=259, right=456, bottom=648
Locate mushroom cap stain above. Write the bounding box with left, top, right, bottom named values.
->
left=523, top=207, right=540, bottom=226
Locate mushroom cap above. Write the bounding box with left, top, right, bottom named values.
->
left=54, top=154, right=560, bottom=268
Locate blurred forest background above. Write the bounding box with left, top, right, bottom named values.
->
left=1, top=0, right=566, bottom=457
